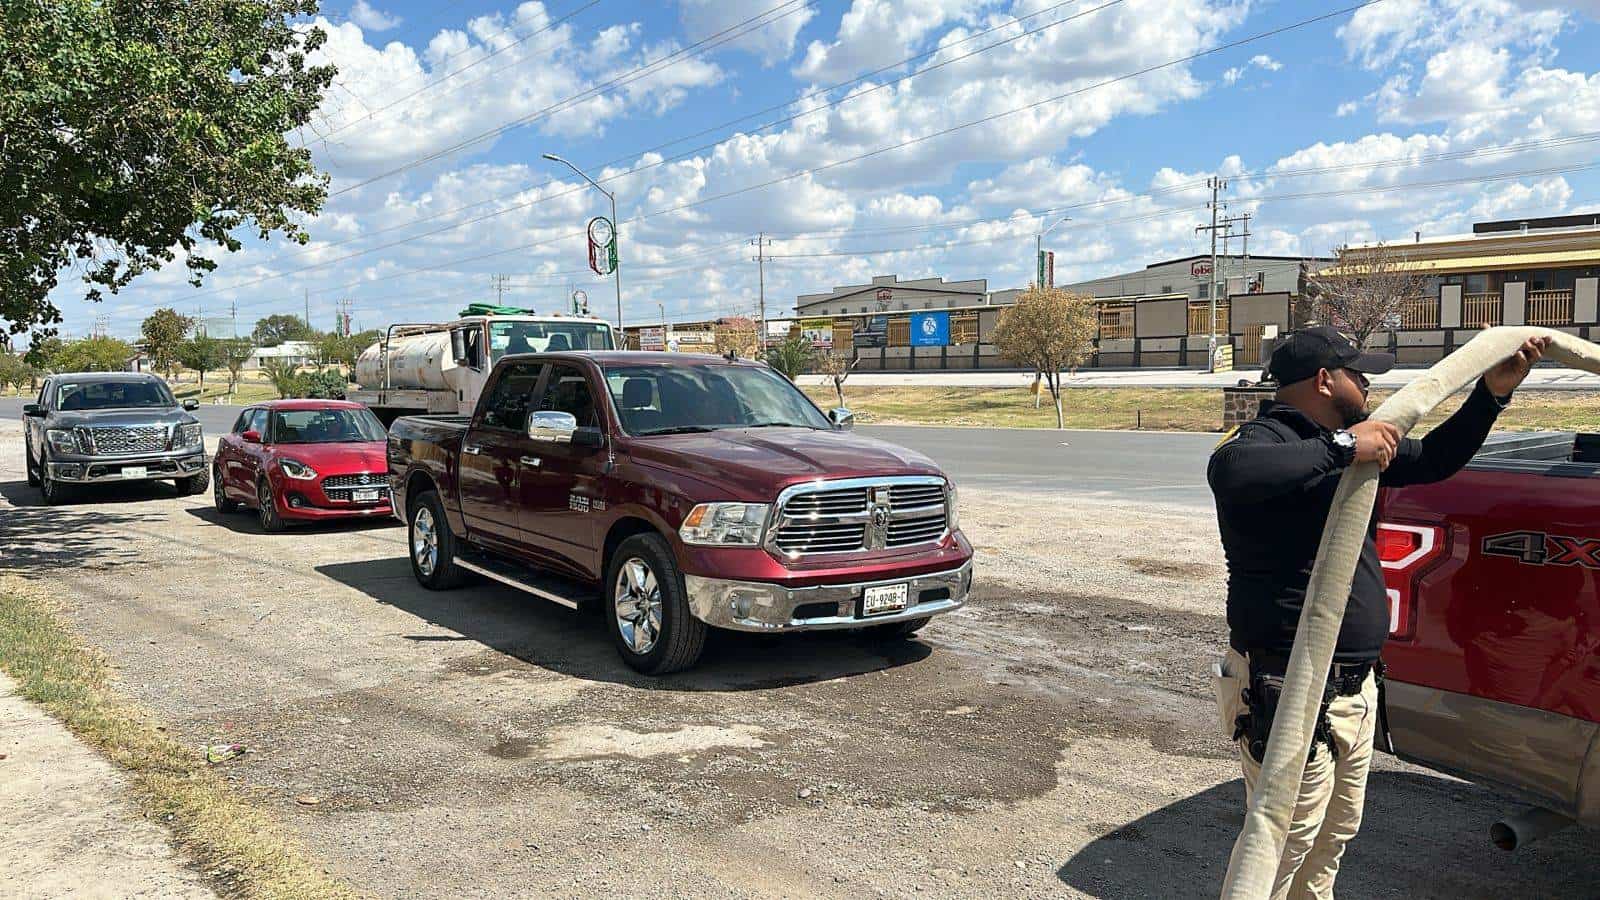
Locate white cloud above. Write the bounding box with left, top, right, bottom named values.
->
left=795, top=0, right=979, bottom=83
left=1336, top=100, right=1359, bottom=117
left=678, top=0, right=816, bottom=66
left=1224, top=53, right=1280, bottom=86
left=349, top=0, right=403, bottom=33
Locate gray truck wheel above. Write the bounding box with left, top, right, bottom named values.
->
left=604, top=533, right=705, bottom=675
left=408, top=491, right=465, bottom=589
left=178, top=465, right=209, bottom=496
left=38, top=452, right=72, bottom=505
left=25, top=439, right=40, bottom=487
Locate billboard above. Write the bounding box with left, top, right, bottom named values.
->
left=639, top=327, right=666, bottom=351
left=911, top=311, right=950, bottom=347
left=799, top=318, right=834, bottom=349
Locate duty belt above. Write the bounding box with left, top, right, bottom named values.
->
left=1248, top=652, right=1375, bottom=697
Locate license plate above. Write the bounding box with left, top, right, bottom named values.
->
left=862, top=583, right=909, bottom=617
left=120, top=466, right=147, bottom=479
left=351, top=488, right=382, bottom=503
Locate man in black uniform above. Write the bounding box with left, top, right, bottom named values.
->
left=1208, top=326, right=1547, bottom=900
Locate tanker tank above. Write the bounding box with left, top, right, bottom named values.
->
left=353, top=330, right=461, bottom=392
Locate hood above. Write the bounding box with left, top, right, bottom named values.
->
left=268, top=441, right=388, bottom=475
left=627, top=427, right=942, bottom=501
left=48, top=407, right=196, bottom=430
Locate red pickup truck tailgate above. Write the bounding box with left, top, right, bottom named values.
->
left=1379, top=465, right=1600, bottom=821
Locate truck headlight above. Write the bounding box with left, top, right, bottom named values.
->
left=946, top=481, right=959, bottom=531
left=680, top=502, right=769, bottom=546
left=175, top=423, right=203, bottom=449
left=279, top=458, right=318, bottom=480
left=45, top=429, right=82, bottom=454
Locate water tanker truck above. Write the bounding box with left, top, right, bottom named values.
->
left=350, top=313, right=615, bottom=424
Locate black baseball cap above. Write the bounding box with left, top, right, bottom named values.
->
left=1266, top=325, right=1395, bottom=386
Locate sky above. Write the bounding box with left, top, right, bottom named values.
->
left=49, top=0, right=1600, bottom=340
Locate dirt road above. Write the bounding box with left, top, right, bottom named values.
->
left=1, top=421, right=1592, bottom=898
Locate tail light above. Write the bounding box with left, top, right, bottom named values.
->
left=1377, top=522, right=1445, bottom=639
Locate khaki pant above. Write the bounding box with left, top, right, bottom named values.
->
left=1214, top=648, right=1379, bottom=900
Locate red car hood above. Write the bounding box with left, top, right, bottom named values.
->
left=270, top=441, right=388, bottom=475
left=626, top=427, right=943, bottom=500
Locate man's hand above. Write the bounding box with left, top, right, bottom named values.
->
left=1350, top=419, right=1400, bottom=470
left=1483, top=336, right=1550, bottom=397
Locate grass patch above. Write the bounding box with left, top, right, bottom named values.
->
left=0, top=576, right=360, bottom=900
left=172, top=381, right=280, bottom=404
left=807, top=384, right=1600, bottom=434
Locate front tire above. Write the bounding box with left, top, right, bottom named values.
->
left=257, top=478, right=286, bottom=533
left=178, top=465, right=209, bottom=496
left=38, top=451, right=73, bottom=505
left=604, top=534, right=706, bottom=675
left=408, top=491, right=465, bottom=589
left=213, top=465, right=240, bottom=513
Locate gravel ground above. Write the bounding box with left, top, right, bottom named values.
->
left=1, top=420, right=1594, bottom=899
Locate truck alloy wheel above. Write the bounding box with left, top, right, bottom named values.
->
left=406, top=491, right=464, bottom=589
left=412, top=505, right=440, bottom=577
left=613, top=559, right=664, bottom=655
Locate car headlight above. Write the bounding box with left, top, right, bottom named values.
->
left=45, top=429, right=82, bottom=454
left=946, top=481, right=959, bottom=532
left=278, top=458, right=318, bottom=480
left=175, top=423, right=203, bottom=449
left=680, top=502, right=770, bottom=546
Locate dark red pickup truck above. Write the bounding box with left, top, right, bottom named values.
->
left=386, top=351, right=973, bottom=674
left=1378, top=430, right=1600, bottom=846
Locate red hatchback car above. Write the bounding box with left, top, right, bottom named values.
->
left=212, top=400, right=393, bottom=531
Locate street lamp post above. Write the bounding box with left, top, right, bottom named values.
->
left=1034, top=215, right=1070, bottom=287
left=542, top=153, right=623, bottom=332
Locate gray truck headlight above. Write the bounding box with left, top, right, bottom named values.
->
left=45, top=429, right=82, bottom=454
left=174, top=423, right=203, bottom=449
left=680, top=502, right=769, bottom=546
left=279, top=458, right=318, bottom=480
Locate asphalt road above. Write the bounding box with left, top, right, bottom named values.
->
left=1, top=398, right=1215, bottom=508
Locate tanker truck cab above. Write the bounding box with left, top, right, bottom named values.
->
left=351, top=314, right=615, bottom=425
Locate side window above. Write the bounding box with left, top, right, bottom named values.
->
left=248, top=408, right=269, bottom=437
left=535, top=364, right=599, bottom=427
left=37, top=380, right=49, bottom=409
left=479, top=363, right=544, bottom=432
left=231, top=410, right=253, bottom=434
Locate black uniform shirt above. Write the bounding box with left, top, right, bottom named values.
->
left=1208, top=379, right=1506, bottom=664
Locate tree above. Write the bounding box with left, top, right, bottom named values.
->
left=766, top=336, right=814, bottom=381
left=317, top=329, right=377, bottom=368
left=53, top=336, right=135, bottom=373
left=24, top=336, right=64, bottom=373
left=219, top=338, right=254, bottom=396
left=1303, top=243, right=1426, bottom=350
left=252, top=314, right=317, bottom=348
left=177, top=335, right=225, bottom=389
left=0, top=353, right=35, bottom=394
left=261, top=358, right=299, bottom=399
left=141, top=308, right=193, bottom=379
left=713, top=316, right=761, bottom=359
left=814, top=346, right=859, bottom=407
left=0, top=2, right=335, bottom=338
left=990, top=286, right=1098, bottom=429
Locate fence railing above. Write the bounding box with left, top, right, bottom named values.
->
left=1188, top=302, right=1230, bottom=336
left=1527, top=289, right=1574, bottom=326
left=1463, top=293, right=1502, bottom=328
left=951, top=311, right=980, bottom=344
left=1237, top=325, right=1266, bottom=365
left=1098, top=305, right=1134, bottom=340
left=1399, top=297, right=1439, bottom=329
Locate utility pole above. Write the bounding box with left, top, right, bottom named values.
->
left=303, top=289, right=311, bottom=333
left=230, top=302, right=237, bottom=339
left=491, top=274, right=511, bottom=305
left=1219, top=213, right=1252, bottom=296
left=751, top=233, right=772, bottom=350
left=1195, top=176, right=1229, bottom=371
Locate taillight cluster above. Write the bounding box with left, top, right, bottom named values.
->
left=1377, top=522, right=1445, bottom=639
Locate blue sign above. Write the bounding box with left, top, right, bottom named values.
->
left=910, top=311, right=950, bottom=347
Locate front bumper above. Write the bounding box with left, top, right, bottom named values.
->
left=683, top=559, right=973, bottom=632
left=47, top=452, right=206, bottom=483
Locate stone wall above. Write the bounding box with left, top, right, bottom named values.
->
left=1222, top=385, right=1276, bottom=431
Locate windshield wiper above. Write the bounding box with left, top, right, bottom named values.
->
left=742, top=422, right=818, bottom=429
left=636, top=425, right=718, bottom=436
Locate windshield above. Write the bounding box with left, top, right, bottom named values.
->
left=270, top=408, right=387, bottom=444
left=604, top=364, right=830, bottom=436
left=490, top=321, right=613, bottom=361
left=56, top=379, right=174, bottom=411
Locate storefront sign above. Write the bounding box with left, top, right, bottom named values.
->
left=911, top=311, right=950, bottom=347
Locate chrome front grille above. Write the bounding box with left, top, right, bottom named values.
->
left=86, top=425, right=167, bottom=454
left=768, top=477, right=950, bottom=556
left=323, top=472, right=386, bottom=502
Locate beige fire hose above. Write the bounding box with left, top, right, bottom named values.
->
left=1220, top=326, right=1600, bottom=899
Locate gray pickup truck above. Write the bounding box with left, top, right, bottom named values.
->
left=23, top=372, right=209, bottom=504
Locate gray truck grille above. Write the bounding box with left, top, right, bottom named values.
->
left=87, top=425, right=167, bottom=454
left=322, top=473, right=386, bottom=502
left=768, top=477, right=949, bottom=556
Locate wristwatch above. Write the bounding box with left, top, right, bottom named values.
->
left=1330, top=429, right=1358, bottom=466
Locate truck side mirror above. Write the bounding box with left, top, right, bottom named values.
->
left=450, top=329, right=472, bottom=367
left=828, top=408, right=855, bottom=430
left=23, top=403, right=44, bottom=417
left=182, top=399, right=200, bottom=410
left=527, top=410, right=579, bottom=443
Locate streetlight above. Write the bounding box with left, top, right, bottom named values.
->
left=1034, top=215, right=1071, bottom=287
left=542, top=152, right=623, bottom=332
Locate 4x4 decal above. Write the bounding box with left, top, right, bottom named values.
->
left=1482, top=530, right=1600, bottom=568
